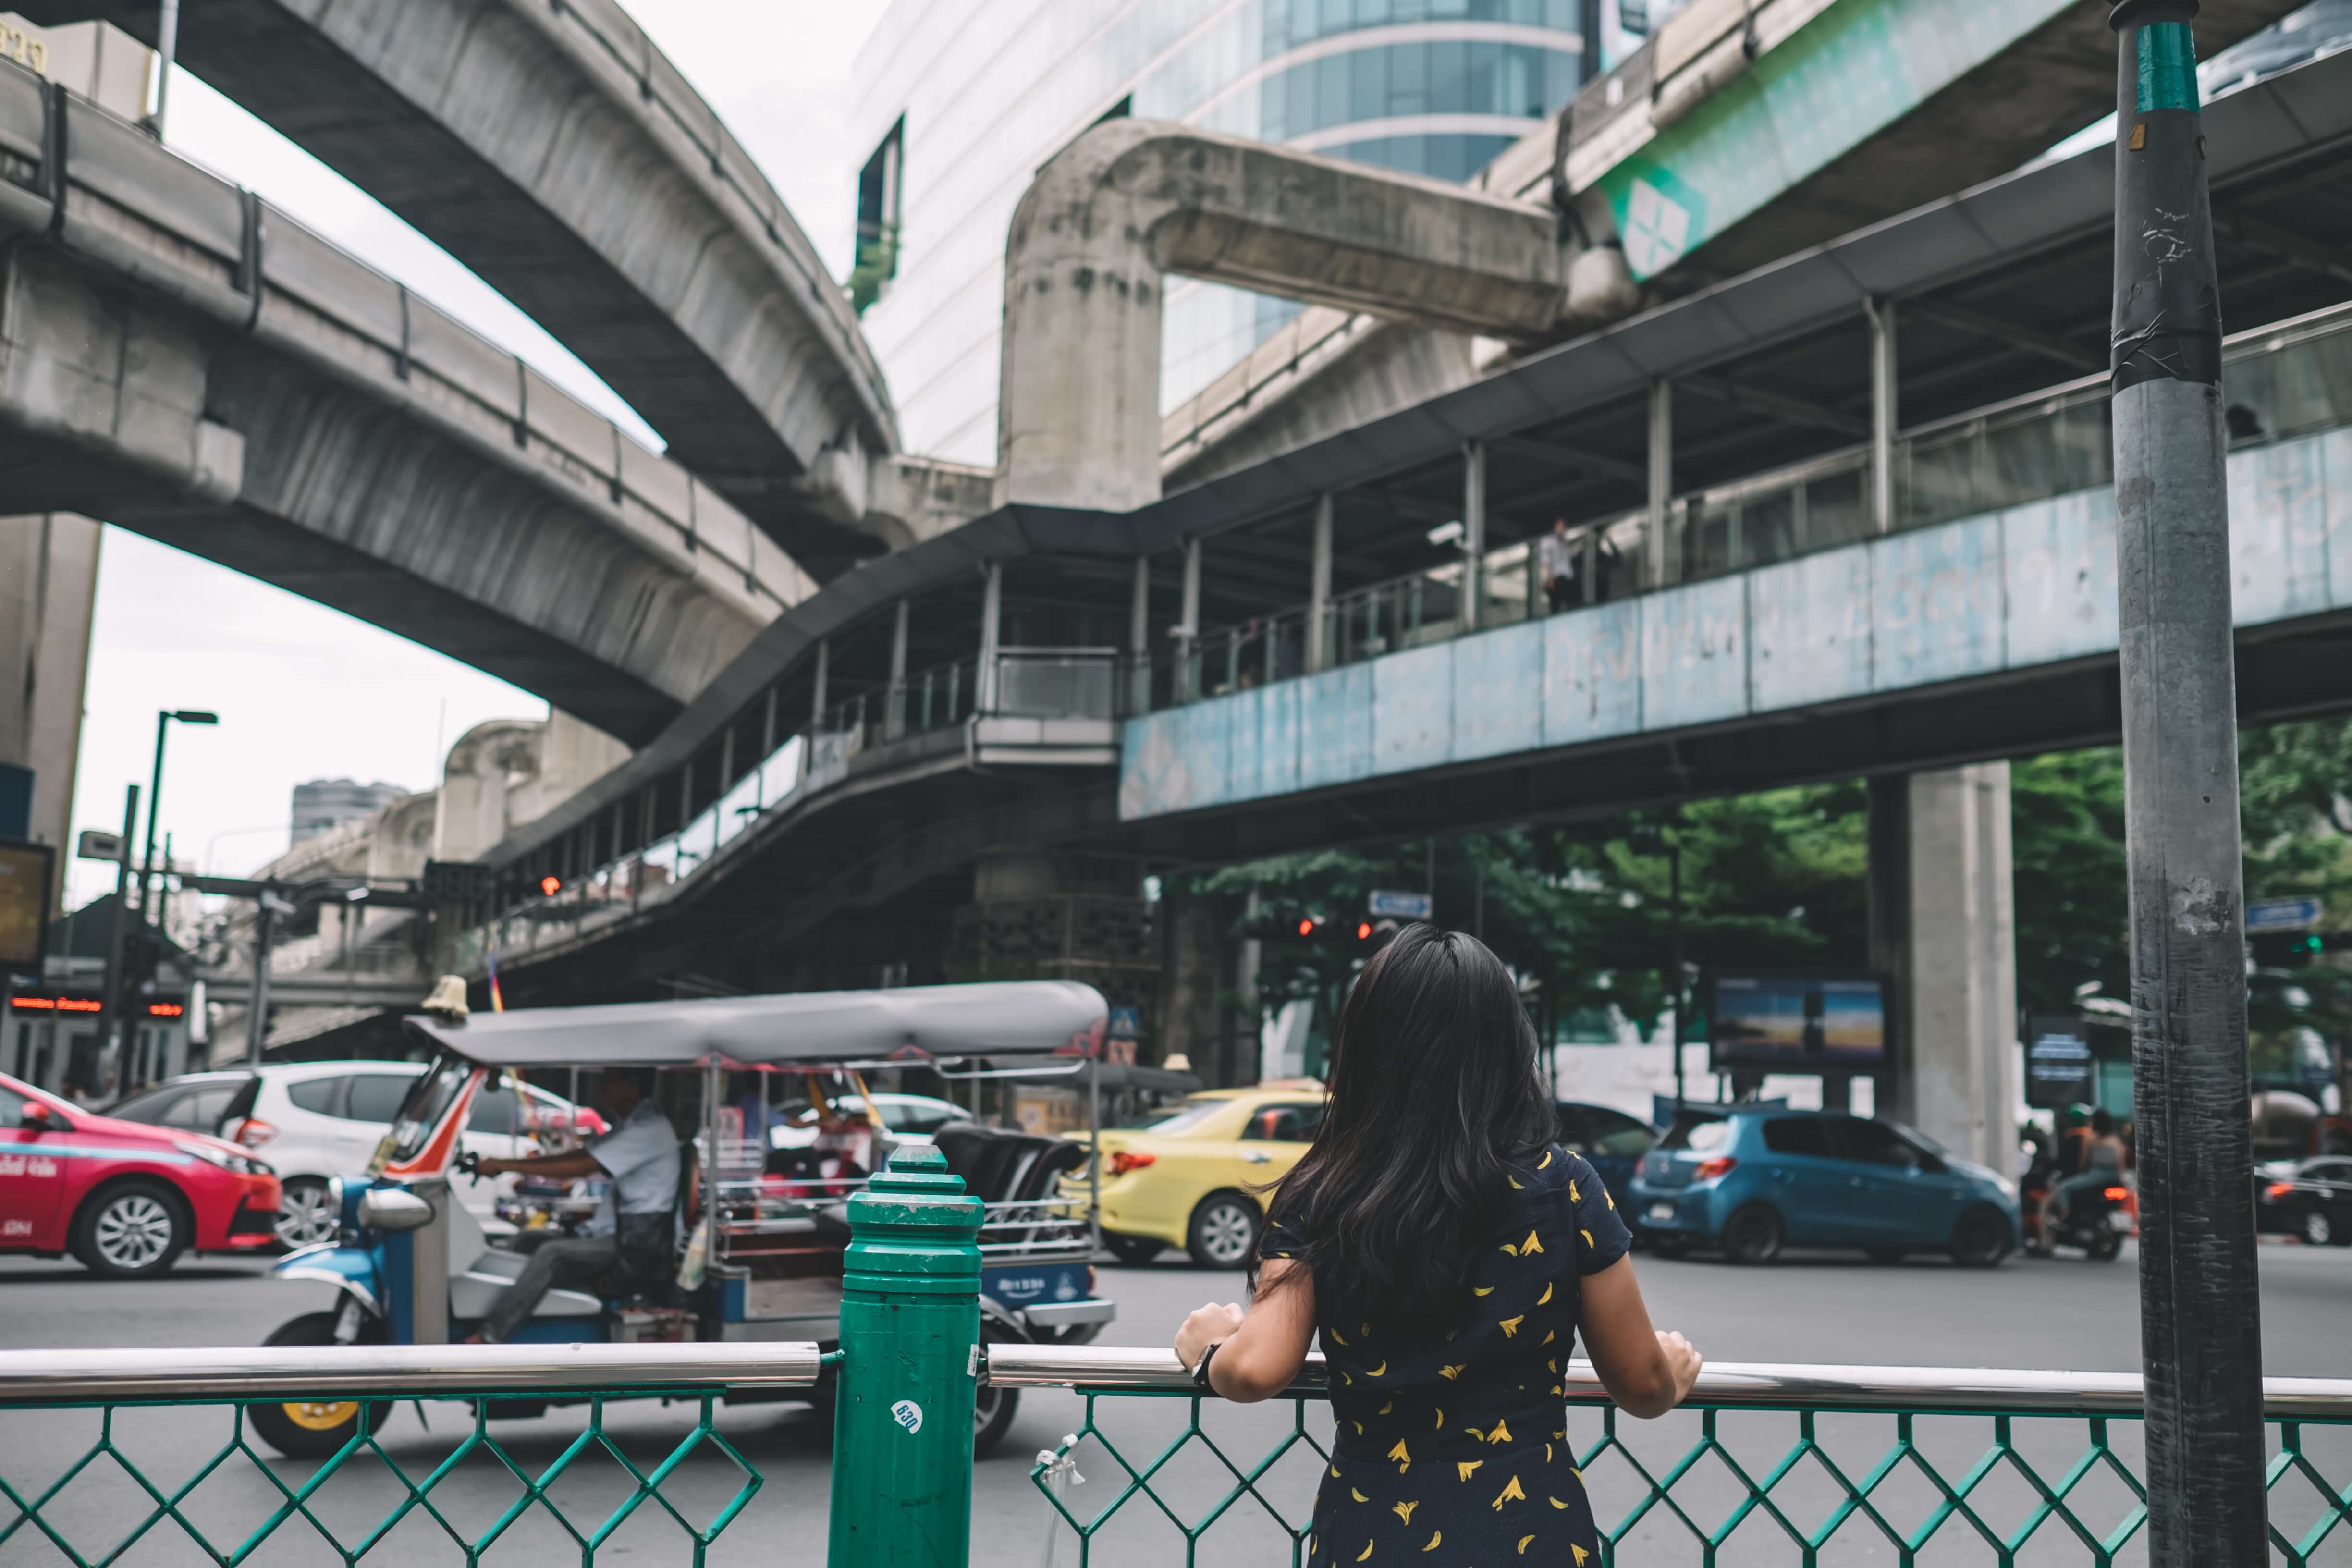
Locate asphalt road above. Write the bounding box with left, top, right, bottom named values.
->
left=0, top=1240, right=2343, bottom=1566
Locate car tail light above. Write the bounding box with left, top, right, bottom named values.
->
left=2265, top=1182, right=2295, bottom=1201
left=233, top=1117, right=278, bottom=1149
left=1108, top=1151, right=1156, bottom=1176
left=2102, top=1186, right=2130, bottom=1202
left=1695, top=1156, right=1738, bottom=1181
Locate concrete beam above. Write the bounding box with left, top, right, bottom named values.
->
left=0, top=77, right=806, bottom=744
left=999, top=120, right=1571, bottom=512
left=13, top=0, right=909, bottom=573
left=1161, top=0, right=2304, bottom=498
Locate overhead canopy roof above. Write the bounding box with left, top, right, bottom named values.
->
left=400, top=981, right=1108, bottom=1069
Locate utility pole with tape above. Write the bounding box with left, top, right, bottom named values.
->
left=2106, top=3, right=2265, bottom=1562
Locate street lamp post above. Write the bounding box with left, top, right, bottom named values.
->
left=2106, top=4, right=2265, bottom=1562
left=135, top=710, right=218, bottom=934
left=97, top=784, right=139, bottom=1096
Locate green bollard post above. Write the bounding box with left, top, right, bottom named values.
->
left=828, top=1143, right=984, bottom=1568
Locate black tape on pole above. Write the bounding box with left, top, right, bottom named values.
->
left=2109, top=0, right=2223, bottom=390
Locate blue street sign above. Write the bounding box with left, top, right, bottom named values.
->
left=1367, top=888, right=1433, bottom=920
left=2246, top=898, right=2324, bottom=933
left=1107, top=1007, right=1140, bottom=1040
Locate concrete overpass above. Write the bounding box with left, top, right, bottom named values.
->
left=10, top=0, right=945, bottom=571
left=0, top=61, right=815, bottom=743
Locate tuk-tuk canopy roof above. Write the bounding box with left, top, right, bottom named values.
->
left=401, top=981, right=1108, bottom=1070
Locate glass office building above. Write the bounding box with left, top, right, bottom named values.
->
left=850, top=0, right=1662, bottom=468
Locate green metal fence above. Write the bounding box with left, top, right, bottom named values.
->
left=996, top=1349, right=2352, bottom=1568
left=0, top=1343, right=816, bottom=1567
left=6, top=1147, right=2347, bottom=1567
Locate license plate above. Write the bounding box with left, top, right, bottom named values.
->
left=1648, top=1202, right=1676, bottom=1222
left=2107, top=1211, right=2133, bottom=1232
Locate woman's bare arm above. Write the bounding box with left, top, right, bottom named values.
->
left=1577, top=1256, right=1703, bottom=1419
left=1173, top=1259, right=1318, bottom=1403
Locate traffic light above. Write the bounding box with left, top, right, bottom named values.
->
left=1247, top=913, right=1396, bottom=950
left=539, top=874, right=563, bottom=897
left=2250, top=929, right=2339, bottom=968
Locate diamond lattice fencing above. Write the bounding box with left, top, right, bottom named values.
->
left=1002, top=1352, right=2352, bottom=1568
left=0, top=1343, right=818, bottom=1568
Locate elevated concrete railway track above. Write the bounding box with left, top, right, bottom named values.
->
left=0, top=62, right=808, bottom=743
left=14, top=0, right=915, bottom=572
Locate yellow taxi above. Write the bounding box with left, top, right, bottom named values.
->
left=1083, top=1080, right=1328, bottom=1267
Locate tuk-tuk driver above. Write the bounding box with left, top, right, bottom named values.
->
left=463, top=1068, right=681, bottom=1343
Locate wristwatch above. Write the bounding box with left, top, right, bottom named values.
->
left=1191, top=1339, right=1223, bottom=1391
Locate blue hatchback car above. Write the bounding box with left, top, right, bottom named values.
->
left=1627, top=1105, right=2019, bottom=1266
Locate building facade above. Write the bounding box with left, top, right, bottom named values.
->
left=849, top=0, right=1669, bottom=469
left=289, top=779, right=408, bottom=844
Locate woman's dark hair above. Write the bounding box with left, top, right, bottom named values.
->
left=1252, top=924, right=1555, bottom=1328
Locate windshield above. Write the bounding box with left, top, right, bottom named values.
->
left=1656, top=1112, right=1730, bottom=1152
left=1119, top=1098, right=1227, bottom=1135
left=376, top=1054, right=475, bottom=1170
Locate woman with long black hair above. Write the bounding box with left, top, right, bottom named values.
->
left=1175, top=924, right=1702, bottom=1564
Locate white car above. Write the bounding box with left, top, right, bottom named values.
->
left=767, top=1092, right=966, bottom=1150
left=101, top=1063, right=601, bottom=1245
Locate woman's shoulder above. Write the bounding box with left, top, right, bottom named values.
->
left=1511, top=1141, right=1601, bottom=1194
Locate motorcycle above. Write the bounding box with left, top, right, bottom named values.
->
left=2021, top=1170, right=2133, bottom=1260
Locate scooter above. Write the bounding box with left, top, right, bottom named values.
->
left=2022, top=1172, right=2133, bottom=1261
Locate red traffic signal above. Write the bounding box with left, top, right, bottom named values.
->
left=1356, top=921, right=1373, bottom=940
left=1297, top=917, right=1315, bottom=937
left=539, top=874, right=563, bottom=896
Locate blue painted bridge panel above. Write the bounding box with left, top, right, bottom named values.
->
left=1116, top=426, right=2352, bottom=821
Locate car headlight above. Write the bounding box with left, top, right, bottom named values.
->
left=177, top=1140, right=268, bottom=1176
left=1988, top=1174, right=2018, bottom=1200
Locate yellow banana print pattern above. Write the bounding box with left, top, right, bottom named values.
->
left=1260, top=1143, right=1626, bottom=1568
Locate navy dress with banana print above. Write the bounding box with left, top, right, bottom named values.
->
left=1263, top=1145, right=1633, bottom=1565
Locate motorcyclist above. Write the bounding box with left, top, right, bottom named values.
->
left=2039, top=1106, right=2126, bottom=1249
left=461, top=1068, right=681, bottom=1343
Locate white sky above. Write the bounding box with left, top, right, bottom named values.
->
left=62, top=0, right=892, bottom=907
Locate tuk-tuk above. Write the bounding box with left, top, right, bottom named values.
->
left=254, top=981, right=1117, bottom=1458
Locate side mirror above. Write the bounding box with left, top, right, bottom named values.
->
left=19, top=1102, right=53, bottom=1132
left=357, top=1186, right=437, bottom=1233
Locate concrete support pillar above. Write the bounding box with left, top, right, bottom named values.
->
left=1307, top=495, right=1334, bottom=674
left=885, top=599, right=910, bottom=740
left=1870, top=763, right=2020, bottom=1171
left=1869, top=297, right=1899, bottom=533
left=1461, top=441, right=1487, bottom=629
left=1127, top=556, right=1152, bottom=716
left=810, top=639, right=831, bottom=728
left=975, top=563, right=1003, bottom=712
left=0, top=513, right=103, bottom=903
left=1161, top=886, right=1249, bottom=1086
left=1646, top=381, right=1674, bottom=588
left=1177, top=539, right=1202, bottom=703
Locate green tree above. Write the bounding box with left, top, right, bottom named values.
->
left=1184, top=715, right=2352, bottom=1066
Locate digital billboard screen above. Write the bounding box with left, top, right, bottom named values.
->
left=1706, top=971, right=1889, bottom=1072
left=0, top=837, right=55, bottom=979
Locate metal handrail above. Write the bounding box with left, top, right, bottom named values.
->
left=982, top=1346, right=2352, bottom=1420
left=0, top=1342, right=823, bottom=1406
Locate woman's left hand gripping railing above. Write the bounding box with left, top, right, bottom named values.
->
left=0, top=1339, right=819, bottom=1566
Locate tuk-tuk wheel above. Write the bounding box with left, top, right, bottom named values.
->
left=1103, top=1233, right=1163, bottom=1266
left=246, top=1311, right=392, bottom=1460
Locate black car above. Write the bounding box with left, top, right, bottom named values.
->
left=2257, top=1157, right=2352, bottom=1246
left=1554, top=1101, right=1659, bottom=1211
